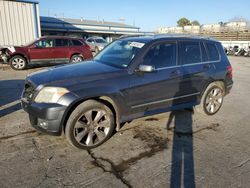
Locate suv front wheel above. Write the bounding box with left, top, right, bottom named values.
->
left=196, top=82, right=224, bottom=115
left=65, top=100, right=115, bottom=149
left=9, top=55, right=27, bottom=70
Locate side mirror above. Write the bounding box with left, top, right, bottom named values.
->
left=137, top=65, right=155, bottom=73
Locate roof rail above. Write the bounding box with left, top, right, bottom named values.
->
left=118, top=33, right=218, bottom=41
left=154, top=33, right=217, bottom=41
left=119, top=34, right=150, bottom=39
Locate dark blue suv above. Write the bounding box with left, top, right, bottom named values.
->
left=21, top=35, right=233, bottom=149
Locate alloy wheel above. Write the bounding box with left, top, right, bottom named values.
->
left=205, top=87, right=223, bottom=114
left=73, top=109, right=111, bottom=146
left=12, top=58, right=25, bottom=69
left=72, top=56, right=82, bottom=62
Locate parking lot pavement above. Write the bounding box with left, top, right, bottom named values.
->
left=0, top=57, right=250, bottom=188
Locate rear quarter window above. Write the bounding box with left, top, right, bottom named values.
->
left=206, top=43, right=220, bottom=61
left=71, top=40, right=83, bottom=46
left=55, top=39, right=69, bottom=47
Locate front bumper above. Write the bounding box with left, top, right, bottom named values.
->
left=22, top=100, right=67, bottom=135
left=0, top=54, right=9, bottom=64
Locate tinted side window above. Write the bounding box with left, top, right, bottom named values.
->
left=180, top=41, right=201, bottom=65
left=71, top=40, right=83, bottom=46
left=206, top=43, right=220, bottom=61
left=87, top=39, right=93, bottom=43
left=201, top=42, right=208, bottom=62
left=143, top=42, right=176, bottom=68
left=35, top=39, right=54, bottom=48
left=55, top=39, right=69, bottom=47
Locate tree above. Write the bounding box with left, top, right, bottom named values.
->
left=177, top=17, right=191, bottom=27
left=218, top=21, right=225, bottom=26
left=191, top=20, right=200, bottom=26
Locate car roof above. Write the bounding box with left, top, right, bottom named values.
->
left=120, top=34, right=219, bottom=43
left=39, top=36, right=82, bottom=40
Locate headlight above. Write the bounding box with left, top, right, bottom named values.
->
left=34, top=87, right=69, bottom=103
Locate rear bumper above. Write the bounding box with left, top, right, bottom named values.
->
left=225, top=82, right=233, bottom=95
left=22, top=100, right=67, bottom=135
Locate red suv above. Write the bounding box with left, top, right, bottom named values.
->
left=0, top=36, right=93, bottom=70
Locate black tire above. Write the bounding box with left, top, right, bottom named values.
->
left=70, top=54, right=83, bottom=63
left=9, top=55, right=27, bottom=70
left=65, top=100, right=115, bottom=149
left=196, top=82, right=224, bottom=115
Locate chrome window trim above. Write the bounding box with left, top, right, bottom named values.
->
left=181, top=59, right=220, bottom=67
left=131, top=92, right=200, bottom=109
left=156, top=65, right=180, bottom=70
left=155, top=60, right=220, bottom=71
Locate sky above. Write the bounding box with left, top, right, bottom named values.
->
left=39, top=0, right=250, bottom=31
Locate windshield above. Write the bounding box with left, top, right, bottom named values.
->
left=96, top=38, right=107, bottom=43
left=94, top=40, right=145, bottom=68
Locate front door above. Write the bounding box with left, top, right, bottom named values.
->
left=28, top=39, right=55, bottom=63
left=128, top=41, right=183, bottom=113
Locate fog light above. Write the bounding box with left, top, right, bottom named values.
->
left=39, top=120, right=48, bottom=129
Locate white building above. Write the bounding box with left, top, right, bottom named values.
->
left=201, top=24, right=221, bottom=32
left=224, top=21, right=247, bottom=31
left=0, top=0, right=40, bottom=46
left=183, top=25, right=200, bottom=34
left=157, top=26, right=183, bottom=34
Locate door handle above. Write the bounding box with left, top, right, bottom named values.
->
left=203, top=64, right=210, bottom=70
left=170, top=70, right=180, bottom=77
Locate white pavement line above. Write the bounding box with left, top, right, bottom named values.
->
left=0, top=100, right=20, bottom=110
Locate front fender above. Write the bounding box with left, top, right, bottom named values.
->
left=59, top=87, right=129, bottom=133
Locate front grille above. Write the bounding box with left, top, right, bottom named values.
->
left=22, top=82, right=36, bottom=102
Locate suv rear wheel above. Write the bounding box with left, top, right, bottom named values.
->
left=196, top=82, right=224, bottom=115
left=70, top=55, right=83, bottom=63
left=9, top=55, right=27, bottom=70
left=65, top=100, right=115, bottom=149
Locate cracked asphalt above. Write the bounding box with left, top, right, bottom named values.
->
left=0, top=56, right=250, bottom=188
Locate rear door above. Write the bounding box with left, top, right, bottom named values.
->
left=177, top=40, right=215, bottom=104
left=28, top=39, right=55, bottom=63
left=128, top=41, right=183, bottom=112
left=54, top=39, right=70, bottom=63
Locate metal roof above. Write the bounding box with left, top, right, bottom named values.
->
left=14, top=0, right=39, bottom=4
left=41, top=26, right=150, bottom=36
left=40, top=16, right=139, bottom=29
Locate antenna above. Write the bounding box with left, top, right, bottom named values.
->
left=118, top=18, right=126, bottom=23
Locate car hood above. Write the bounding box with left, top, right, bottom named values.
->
left=0, top=45, right=23, bottom=53
left=27, top=60, right=122, bottom=88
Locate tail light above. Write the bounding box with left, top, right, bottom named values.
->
left=226, top=65, right=233, bottom=78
